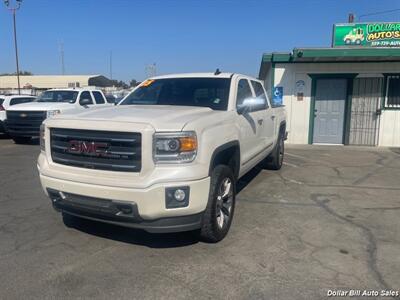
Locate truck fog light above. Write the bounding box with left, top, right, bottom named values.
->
left=174, top=189, right=186, bottom=201
left=165, top=186, right=190, bottom=209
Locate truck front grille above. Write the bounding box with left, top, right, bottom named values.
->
left=50, top=128, right=141, bottom=172
left=6, top=111, right=46, bottom=136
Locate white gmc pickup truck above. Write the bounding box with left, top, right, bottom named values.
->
left=6, top=88, right=108, bottom=144
left=38, top=73, right=286, bottom=242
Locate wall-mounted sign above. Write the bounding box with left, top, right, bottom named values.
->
left=295, top=80, right=305, bottom=93
left=273, top=86, right=283, bottom=106
left=333, top=22, right=400, bottom=47
left=297, top=92, right=304, bottom=101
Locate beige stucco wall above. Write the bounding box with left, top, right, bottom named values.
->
left=0, top=75, right=97, bottom=89
left=269, top=62, right=400, bottom=147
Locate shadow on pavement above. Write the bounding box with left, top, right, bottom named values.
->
left=63, top=214, right=200, bottom=248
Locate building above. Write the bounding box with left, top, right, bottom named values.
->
left=259, top=22, right=400, bottom=147
left=0, top=75, right=113, bottom=95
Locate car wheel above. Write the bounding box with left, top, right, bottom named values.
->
left=13, top=137, right=32, bottom=144
left=264, top=130, right=284, bottom=170
left=200, top=165, right=236, bottom=243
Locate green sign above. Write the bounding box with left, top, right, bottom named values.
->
left=333, top=23, right=400, bottom=47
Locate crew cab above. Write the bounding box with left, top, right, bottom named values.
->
left=37, top=73, right=286, bottom=242
left=6, top=88, right=108, bottom=143
left=0, top=94, right=36, bottom=135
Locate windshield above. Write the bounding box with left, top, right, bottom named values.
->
left=37, top=91, right=79, bottom=103
left=120, top=78, right=231, bottom=110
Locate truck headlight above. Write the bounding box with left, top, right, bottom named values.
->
left=40, top=124, right=45, bottom=152
left=153, top=131, right=197, bottom=163
left=46, top=110, right=60, bottom=119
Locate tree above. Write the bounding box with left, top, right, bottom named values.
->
left=0, top=70, right=33, bottom=76
left=110, top=79, right=128, bottom=89
left=129, top=79, right=138, bottom=87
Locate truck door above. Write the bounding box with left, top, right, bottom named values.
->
left=235, top=78, right=266, bottom=167
left=250, top=80, right=275, bottom=149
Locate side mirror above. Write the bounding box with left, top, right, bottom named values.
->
left=237, top=97, right=265, bottom=114
left=80, top=98, right=92, bottom=106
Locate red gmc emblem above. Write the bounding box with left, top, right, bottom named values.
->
left=67, top=140, right=109, bottom=156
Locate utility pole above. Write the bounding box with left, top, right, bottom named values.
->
left=145, top=63, right=157, bottom=78
left=59, top=41, right=65, bottom=75
left=4, top=0, right=23, bottom=94
left=109, top=51, right=113, bottom=80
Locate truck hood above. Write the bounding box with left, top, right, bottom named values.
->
left=55, top=105, right=219, bottom=131
left=7, top=102, right=75, bottom=111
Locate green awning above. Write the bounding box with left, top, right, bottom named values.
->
left=259, top=47, right=400, bottom=79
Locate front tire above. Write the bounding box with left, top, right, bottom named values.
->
left=200, top=165, right=236, bottom=243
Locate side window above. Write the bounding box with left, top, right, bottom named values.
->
left=79, top=91, right=94, bottom=105
left=10, top=97, right=35, bottom=106
left=92, top=91, right=106, bottom=104
left=236, top=79, right=253, bottom=107
left=251, top=81, right=268, bottom=108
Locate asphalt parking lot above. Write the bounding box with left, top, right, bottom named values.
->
left=0, top=137, right=399, bottom=299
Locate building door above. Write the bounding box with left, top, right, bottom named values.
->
left=349, top=77, right=383, bottom=146
left=313, top=79, right=347, bottom=144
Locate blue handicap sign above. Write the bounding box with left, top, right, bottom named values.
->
left=273, top=86, right=283, bottom=106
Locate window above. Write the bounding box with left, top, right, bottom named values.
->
left=37, top=91, right=78, bottom=103
left=0, top=98, right=4, bottom=105
left=79, top=91, right=93, bottom=105
left=251, top=80, right=268, bottom=108
left=386, top=76, right=400, bottom=108
left=92, top=91, right=106, bottom=104
left=120, top=78, right=231, bottom=110
left=236, top=79, right=253, bottom=107
left=10, top=97, right=35, bottom=106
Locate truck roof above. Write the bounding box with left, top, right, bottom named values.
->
left=150, top=72, right=235, bottom=80
left=44, top=88, right=103, bottom=92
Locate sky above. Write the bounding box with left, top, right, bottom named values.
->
left=0, top=0, right=399, bottom=82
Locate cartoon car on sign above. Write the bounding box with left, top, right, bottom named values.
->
left=344, top=27, right=365, bottom=45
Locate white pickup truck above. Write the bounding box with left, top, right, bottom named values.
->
left=38, top=73, right=286, bottom=242
left=6, top=88, right=108, bottom=143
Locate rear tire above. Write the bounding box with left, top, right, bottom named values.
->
left=200, top=165, right=236, bottom=243
left=12, top=137, right=31, bottom=144
left=264, top=130, right=285, bottom=170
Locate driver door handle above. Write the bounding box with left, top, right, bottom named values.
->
left=257, top=119, right=263, bottom=125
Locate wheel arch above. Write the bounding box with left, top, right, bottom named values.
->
left=209, top=141, right=240, bottom=180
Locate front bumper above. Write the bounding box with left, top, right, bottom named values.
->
left=48, top=189, right=203, bottom=233
left=39, top=173, right=210, bottom=233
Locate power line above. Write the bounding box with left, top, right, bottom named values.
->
left=358, top=8, right=400, bottom=21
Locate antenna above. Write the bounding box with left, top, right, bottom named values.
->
left=214, top=68, right=221, bottom=75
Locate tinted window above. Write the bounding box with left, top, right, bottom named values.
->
left=0, top=98, right=4, bottom=105
left=37, top=91, right=78, bottom=103
left=79, top=91, right=93, bottom=105
left=120, top=78, right=231, bottom=110
left=92, top=91, right=106, bottom=104
left=10, top=97, right=35, bottom=106
left=251, top=81, right=268, bottom=108
left=236, top=79, right=253, bottom=107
